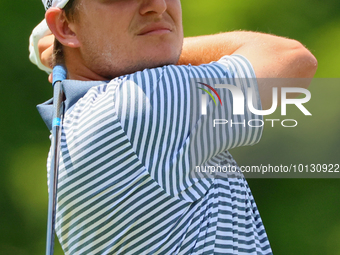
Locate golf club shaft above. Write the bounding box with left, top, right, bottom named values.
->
left=46, top=65, right=67, bottom=255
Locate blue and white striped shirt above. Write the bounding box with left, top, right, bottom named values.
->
left=39, top=55, right=272, bottom=254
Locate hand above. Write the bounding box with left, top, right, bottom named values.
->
left=38, top=34, right=54, bottom=82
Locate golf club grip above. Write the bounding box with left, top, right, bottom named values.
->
left=53, top=65, right=67, bottom=87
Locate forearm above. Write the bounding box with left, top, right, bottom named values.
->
left=177, top=31, right=317, bottom=78
left=177, top=31, right=258, bottom=65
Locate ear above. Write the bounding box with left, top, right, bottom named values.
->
left=45, top=7, right=80, bottom=48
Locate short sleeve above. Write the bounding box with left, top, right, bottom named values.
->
left=112, top=55, right=263, bottom=201
left=188, top=54, right=263, bottom=168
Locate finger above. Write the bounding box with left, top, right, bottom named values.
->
left=48, top=73, right=53, bottom=83
left=41, top=44, right=54, bottom=68
left=38, top=34, right=55, bottom=56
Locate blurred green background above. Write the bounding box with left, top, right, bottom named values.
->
left=0, top=0, right=339, bottom=254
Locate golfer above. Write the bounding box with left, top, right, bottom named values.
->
left=31, top=0, right=317, bottom=254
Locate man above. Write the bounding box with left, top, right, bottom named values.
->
left=32, top=0, right=317, bottom=254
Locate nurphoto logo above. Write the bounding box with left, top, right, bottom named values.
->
left=197, top=82, right=312, bottom=128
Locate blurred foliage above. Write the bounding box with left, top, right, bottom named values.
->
left=0, top=0, right=339, bottom=254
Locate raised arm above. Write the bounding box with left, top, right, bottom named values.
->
left=31, top=29, right=318, bottom=107
left=178, top=31, right=318, bottom=109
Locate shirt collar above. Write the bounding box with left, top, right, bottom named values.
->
left=37, top=79, right=108, bottom=130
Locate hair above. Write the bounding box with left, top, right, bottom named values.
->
left=64, top=0, right=78, bottom=21
left=53, top=0, right=78, bottom=66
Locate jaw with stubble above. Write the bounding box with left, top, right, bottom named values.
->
left=64, top=37, right=183, bottom=81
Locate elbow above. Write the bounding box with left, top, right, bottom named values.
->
left=288, top=40, right=318, bottom=79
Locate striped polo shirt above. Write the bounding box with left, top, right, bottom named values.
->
left=39, top=55, right=272, bottom=254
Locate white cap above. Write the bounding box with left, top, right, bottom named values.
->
left=29, top=19, right=53, bottom=73
left=42, top=0, right=69, bottom=10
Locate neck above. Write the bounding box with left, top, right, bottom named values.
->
left=64, top=48, right=108, bottom=81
